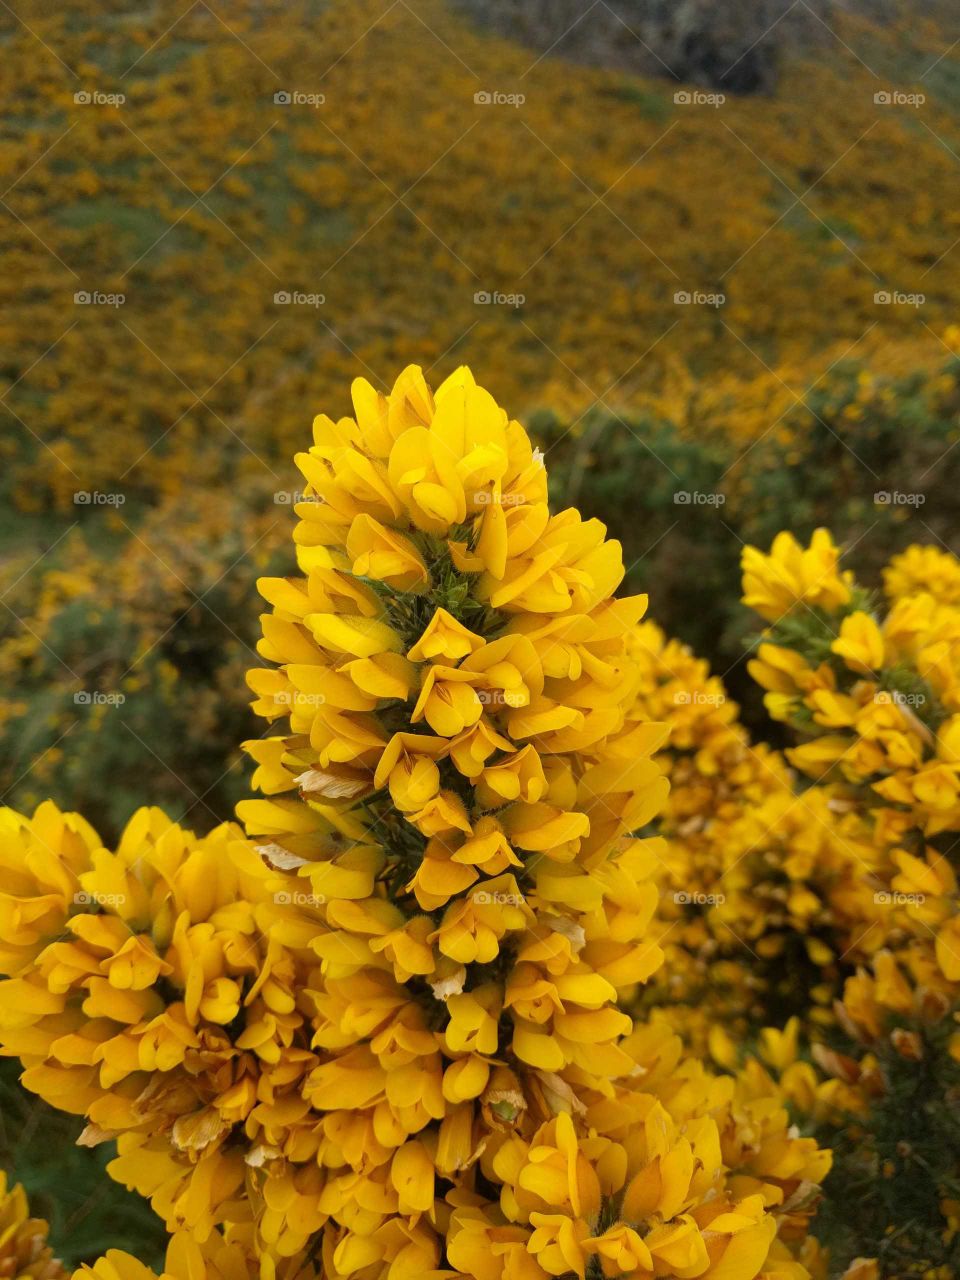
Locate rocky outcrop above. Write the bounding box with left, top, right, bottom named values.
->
left=457, top=0, right=890, bottom=95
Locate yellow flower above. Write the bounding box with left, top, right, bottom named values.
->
left=831, top=611, right=885, bottom=675
left=406, top=608, right=486, bottom=662
left=584, top=1223, right=652, bottom=1277
left=0, top=801, right=102, bottom=977
left=73, top=1227, right=320, bottom=1280
left=884, top=545, right=960, bottom=606
left=346, top=514, right=429, bottom=591
left=0, top=806, right=317, bottom=1246
left=411, top=664, right=485, bottom=736
left=742, top=529, right=852, bottom=623
left=374, top=733, right=447, bottom=812
left=0, top=1172, right=67, bottom=1280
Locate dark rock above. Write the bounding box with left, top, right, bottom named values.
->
left=457, top=0, right=853, bottom=95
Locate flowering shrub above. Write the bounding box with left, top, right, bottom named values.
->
left=636, top=527, right=960, bottom=1276
left=743, top=528, right=960, bottom=977
left=0, top=802, right=321, bottom=1244
left=537, top=352, right=960, bottom=673
left=625, top=621, right=874, bottom=1048
left=0, top=365, right=834, bottom=1279
left=3, top=1, right=959, bottom=1269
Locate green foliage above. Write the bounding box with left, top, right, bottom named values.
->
left=0, top=484, right=290, bottom=843
left=533, top=406, right=735, bottom=657
left=812, top=1017, right=960, bottom=1277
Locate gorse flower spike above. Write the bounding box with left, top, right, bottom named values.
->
left=240, top=364, right=673, bottom=1087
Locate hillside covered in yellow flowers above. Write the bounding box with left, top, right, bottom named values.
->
left=3, top=0, right=960, bottom=510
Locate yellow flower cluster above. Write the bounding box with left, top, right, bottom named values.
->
left=0, top=800, right=317, bottom=1250
left=733, top=529, right=960, bottom=1272
left=73, top=1228, right=318, bottom=1280
left=0, top=366, right=833, bottom=1280
left=883, top=545, right=960, bottom=608
left=741, top=530, right=855, bottom=626
left=0, top=1171, right=67, bottom=1280
left=613, top=530, right=960, bottom=1275
left=624, top=622, right=877, bottom=1046
left=240, top=362, right=668, bottom=1056
left=742, top=529, right=960, bottom=995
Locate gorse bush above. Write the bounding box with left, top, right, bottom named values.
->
left=637, top=527, right=960, bottom=1276
left=6, top=360, right=960, bottom=1277
left=0, top=486, right=289, bottom=840
left=3, top=2, right=959, bottom=1272
left=0, top=365, right=835, bottom=1280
